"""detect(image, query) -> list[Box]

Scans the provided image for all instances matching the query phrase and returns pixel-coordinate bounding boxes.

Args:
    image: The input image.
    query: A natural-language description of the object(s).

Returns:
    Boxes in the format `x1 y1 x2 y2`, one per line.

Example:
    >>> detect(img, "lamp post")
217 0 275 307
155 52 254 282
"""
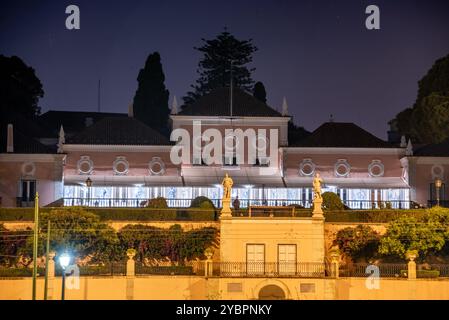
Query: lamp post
59 253 71 300
435 178 443 207
85 177 92 206
32 192 39 300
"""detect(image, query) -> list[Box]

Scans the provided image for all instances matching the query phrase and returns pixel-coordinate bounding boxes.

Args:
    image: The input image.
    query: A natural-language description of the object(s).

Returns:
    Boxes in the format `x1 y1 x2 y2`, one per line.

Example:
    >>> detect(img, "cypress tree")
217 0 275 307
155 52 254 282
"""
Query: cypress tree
253 81 267 103
133 52 170 135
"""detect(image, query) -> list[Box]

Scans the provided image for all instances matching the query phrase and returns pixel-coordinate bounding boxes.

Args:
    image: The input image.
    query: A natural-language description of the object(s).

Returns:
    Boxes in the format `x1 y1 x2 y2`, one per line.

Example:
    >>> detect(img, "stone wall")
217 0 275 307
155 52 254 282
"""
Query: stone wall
2 276 449 300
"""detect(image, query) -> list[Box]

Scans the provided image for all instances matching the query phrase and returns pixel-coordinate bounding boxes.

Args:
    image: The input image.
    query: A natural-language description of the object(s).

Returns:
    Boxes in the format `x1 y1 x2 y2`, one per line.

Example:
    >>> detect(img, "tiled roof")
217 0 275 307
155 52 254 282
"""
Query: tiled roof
179 87 284 117
1 111 53 138
67 117 170 145
39 110 127 137
0 124 54 154
291 122 393 148
414 139 449 157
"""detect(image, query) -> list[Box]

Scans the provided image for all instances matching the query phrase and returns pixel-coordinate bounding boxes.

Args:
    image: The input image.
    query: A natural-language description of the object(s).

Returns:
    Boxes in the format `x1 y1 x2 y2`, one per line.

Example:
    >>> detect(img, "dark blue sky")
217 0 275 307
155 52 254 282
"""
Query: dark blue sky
1 0 449 138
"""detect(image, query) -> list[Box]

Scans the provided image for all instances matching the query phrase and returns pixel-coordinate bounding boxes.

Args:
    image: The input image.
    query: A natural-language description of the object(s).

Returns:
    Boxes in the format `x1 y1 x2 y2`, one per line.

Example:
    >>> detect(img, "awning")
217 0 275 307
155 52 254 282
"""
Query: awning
284 176 410 189
181 166 285 187
64 175 184 187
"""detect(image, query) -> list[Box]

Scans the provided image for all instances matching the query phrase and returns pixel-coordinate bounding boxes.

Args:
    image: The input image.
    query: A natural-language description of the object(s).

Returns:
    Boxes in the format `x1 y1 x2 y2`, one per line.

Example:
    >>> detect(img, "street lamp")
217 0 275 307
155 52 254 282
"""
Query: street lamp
435 178 443 207
85 177 92 206
59 252 71 300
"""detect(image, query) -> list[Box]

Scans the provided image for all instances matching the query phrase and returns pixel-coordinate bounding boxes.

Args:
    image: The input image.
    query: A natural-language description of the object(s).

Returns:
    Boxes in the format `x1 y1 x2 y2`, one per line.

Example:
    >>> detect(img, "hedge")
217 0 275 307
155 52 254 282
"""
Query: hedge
0 207 217 221
0 207 429 223
0 267 46 277
324 209 428 223
0 208 48 221
400 269 440 278
135 265 194 275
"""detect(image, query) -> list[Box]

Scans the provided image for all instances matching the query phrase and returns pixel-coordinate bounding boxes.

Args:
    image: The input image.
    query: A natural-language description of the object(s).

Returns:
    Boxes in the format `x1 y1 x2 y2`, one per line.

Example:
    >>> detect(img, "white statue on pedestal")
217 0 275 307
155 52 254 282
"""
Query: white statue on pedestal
220 173 233 218
312 172 324 218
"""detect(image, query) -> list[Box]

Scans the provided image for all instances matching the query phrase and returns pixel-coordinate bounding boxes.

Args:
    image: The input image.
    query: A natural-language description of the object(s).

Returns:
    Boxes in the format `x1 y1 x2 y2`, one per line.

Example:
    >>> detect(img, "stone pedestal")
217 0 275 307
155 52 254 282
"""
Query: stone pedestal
312 197 324 219
47 252 56 300
406 250 417 280
408 260 416 280
126 249 136 300
126 249 136 277
329 250 340 278
220 199 232 219
205 249 214 277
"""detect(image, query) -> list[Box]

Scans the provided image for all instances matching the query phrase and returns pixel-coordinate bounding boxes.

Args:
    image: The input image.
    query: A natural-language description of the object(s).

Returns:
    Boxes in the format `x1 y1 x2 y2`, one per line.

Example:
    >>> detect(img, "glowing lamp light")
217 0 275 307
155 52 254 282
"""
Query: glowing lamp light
59 253 71 270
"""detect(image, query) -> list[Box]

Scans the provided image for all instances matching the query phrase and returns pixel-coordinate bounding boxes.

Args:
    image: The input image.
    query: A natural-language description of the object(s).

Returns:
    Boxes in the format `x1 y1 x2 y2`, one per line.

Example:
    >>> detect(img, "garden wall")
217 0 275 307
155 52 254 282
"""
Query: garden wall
2 276 449 300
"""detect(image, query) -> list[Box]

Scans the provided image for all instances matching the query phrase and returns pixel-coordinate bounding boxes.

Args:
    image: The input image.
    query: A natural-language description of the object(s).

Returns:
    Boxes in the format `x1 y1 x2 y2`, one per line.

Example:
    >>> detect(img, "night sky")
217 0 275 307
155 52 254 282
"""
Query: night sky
1 0 449 139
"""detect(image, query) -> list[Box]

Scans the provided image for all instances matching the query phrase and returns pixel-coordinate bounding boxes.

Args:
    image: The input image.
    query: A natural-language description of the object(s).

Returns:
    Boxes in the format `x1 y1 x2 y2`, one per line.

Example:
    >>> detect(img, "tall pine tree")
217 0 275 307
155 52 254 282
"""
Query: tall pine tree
183 30 258 105
133 52 170 135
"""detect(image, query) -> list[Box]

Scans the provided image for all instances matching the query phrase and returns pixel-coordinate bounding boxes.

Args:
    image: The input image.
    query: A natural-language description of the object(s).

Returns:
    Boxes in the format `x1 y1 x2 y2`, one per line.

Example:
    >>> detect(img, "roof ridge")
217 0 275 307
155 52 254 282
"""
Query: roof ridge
67 116 170 145
292 121 392 148
179 87 284 117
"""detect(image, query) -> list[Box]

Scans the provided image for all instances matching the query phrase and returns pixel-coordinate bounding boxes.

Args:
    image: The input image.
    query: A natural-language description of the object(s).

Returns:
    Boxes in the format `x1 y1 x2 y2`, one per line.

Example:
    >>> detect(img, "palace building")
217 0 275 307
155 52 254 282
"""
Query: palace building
0 87 448 209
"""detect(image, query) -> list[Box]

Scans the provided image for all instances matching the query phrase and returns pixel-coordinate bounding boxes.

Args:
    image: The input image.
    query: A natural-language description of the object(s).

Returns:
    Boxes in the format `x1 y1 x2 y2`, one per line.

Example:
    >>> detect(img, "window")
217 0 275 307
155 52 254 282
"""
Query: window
223 156 238 166
21 180 36 205
278 244 296 275
246 244 265 275
193 156 207 166
254 157 270 167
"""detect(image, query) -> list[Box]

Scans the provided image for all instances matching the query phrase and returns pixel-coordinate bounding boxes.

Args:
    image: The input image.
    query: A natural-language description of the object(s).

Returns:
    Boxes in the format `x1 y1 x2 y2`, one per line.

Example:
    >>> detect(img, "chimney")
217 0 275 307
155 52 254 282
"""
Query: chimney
6 124 13 153
128 102 134 117
171 96 178 115
281 97 289 116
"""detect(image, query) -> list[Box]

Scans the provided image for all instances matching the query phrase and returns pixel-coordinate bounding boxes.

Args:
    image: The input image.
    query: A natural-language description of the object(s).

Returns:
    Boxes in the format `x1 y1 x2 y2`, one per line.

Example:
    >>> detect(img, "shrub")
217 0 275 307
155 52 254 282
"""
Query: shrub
378 207 449 261
336 225 381 262
17 207 121 263
324 209 428 223
190 196 215 209
0 208 52 221
147 197 168 209
135 265 194 275
322 192 345 211
0 224 30 267
143 197 177 219
0 267 46 277
400 269 440 278
288 204 305 210
118 224 217 264
188 196 216 220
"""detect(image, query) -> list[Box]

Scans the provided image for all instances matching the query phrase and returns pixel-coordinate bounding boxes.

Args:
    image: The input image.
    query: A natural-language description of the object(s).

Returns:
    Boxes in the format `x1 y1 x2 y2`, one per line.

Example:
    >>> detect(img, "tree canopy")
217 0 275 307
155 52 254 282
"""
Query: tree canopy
21 207 119 263
336 225 380 262
133 52 170 135
391 53 449 144
378 207 449 261
0 55 44 119
0 208 218 268
183 30 258 105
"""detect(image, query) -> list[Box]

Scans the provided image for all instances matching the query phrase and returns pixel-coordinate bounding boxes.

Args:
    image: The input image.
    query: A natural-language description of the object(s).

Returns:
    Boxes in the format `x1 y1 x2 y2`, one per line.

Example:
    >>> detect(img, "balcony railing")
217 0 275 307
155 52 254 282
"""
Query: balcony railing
135 261 205 276
211 262 326 278
339 263 408 278
63 197 413 210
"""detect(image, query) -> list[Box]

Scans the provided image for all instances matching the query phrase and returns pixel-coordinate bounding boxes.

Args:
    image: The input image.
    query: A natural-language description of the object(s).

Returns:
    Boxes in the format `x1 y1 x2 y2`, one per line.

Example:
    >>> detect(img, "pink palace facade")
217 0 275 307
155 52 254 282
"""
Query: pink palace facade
0 88 448 209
